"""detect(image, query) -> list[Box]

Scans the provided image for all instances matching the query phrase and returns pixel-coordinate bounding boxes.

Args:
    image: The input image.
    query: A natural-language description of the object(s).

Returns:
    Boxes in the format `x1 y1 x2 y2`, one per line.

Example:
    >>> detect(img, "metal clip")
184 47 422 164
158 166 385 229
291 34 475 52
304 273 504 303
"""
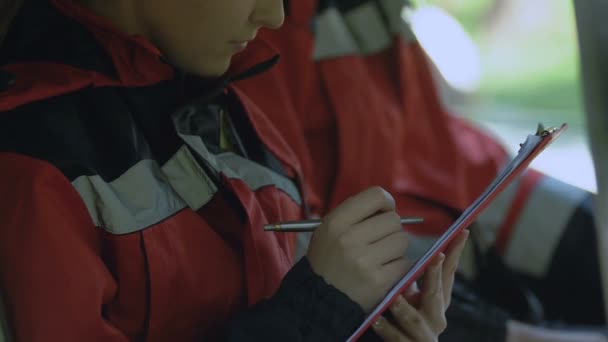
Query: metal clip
536 123 558 137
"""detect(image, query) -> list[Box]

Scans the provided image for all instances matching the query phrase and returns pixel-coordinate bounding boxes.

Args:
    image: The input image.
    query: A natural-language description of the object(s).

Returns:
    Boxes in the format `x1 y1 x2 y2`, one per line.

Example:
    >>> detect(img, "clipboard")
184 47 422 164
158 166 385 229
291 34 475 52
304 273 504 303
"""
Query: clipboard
347 123 568 341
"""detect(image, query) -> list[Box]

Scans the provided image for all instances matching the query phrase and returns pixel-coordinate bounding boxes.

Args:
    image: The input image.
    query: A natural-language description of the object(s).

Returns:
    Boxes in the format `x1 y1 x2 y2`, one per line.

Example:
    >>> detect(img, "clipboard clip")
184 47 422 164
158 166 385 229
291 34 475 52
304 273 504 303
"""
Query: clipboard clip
519 123 561 151
536 123 559 137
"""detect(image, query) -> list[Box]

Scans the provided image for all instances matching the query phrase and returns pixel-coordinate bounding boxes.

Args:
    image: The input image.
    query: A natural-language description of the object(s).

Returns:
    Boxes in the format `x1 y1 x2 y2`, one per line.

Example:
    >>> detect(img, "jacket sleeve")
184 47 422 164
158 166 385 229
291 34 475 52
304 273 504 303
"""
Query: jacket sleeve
0 153 131 342
0 153 366 342
226 257 366 342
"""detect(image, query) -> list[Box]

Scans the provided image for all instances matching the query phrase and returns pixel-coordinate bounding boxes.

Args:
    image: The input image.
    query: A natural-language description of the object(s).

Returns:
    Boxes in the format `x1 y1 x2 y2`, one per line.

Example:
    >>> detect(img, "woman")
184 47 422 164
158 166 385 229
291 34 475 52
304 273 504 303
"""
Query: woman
0 0 467 340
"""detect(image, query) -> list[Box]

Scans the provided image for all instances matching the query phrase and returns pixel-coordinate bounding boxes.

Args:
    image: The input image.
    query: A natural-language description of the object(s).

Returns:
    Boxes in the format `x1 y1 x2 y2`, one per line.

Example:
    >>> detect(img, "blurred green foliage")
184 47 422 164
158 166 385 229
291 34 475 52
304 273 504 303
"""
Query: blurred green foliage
412 0 583 118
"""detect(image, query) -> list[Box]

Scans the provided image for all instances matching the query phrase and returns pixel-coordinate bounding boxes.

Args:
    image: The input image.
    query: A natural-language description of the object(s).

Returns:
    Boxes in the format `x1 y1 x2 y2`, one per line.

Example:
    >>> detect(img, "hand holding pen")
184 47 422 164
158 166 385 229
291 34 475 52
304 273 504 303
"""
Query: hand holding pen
293 187 415 312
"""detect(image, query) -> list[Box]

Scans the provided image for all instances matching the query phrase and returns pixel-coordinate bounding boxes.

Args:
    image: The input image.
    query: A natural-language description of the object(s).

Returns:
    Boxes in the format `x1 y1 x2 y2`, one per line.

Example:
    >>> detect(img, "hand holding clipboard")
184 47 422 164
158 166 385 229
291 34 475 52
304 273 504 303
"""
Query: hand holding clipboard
345 123 567 341
265 123 567 341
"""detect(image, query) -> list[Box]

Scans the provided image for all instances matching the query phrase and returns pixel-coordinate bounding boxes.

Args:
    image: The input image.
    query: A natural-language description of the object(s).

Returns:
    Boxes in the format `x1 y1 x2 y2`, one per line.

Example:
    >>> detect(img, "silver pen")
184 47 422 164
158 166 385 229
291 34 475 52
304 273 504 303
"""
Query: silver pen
264 217 424 232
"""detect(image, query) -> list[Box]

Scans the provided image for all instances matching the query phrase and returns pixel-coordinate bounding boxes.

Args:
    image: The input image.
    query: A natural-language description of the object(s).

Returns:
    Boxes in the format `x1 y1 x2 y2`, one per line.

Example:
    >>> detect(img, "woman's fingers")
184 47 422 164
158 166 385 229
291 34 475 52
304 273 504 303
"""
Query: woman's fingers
388 295 435 341
420 254 448 334
372 316 411 342
442 229 469 307
374 229 469 341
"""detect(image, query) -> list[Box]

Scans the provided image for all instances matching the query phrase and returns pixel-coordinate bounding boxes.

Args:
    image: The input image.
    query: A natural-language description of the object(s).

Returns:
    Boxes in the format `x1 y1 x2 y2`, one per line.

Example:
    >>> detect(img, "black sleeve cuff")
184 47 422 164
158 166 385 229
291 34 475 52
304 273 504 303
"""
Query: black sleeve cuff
226 257 365 342
274 257 365 340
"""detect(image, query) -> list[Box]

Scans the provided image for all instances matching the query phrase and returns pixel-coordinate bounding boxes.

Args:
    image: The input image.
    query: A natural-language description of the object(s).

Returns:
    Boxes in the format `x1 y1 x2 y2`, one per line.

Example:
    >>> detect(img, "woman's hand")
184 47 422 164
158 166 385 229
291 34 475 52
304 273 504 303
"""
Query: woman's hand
372 230 469 341
307 187 412 312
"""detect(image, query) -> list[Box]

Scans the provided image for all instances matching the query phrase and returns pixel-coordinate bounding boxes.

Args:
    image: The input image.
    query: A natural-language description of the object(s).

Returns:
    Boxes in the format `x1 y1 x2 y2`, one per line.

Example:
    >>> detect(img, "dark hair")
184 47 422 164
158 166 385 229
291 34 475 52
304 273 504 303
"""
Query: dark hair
0 0 23 43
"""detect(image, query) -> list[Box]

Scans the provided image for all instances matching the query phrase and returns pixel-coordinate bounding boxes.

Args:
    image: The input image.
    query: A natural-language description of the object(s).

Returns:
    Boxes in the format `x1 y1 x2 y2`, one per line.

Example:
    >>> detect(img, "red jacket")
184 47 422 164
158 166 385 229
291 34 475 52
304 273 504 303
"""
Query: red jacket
0 1 366 341
237 0 592 281
237 0 509 236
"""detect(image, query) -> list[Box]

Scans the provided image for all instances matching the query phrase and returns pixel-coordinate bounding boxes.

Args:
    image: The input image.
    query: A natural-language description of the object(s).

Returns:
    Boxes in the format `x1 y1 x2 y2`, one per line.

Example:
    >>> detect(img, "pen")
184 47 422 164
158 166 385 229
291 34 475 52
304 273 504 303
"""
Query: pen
264 217 424 232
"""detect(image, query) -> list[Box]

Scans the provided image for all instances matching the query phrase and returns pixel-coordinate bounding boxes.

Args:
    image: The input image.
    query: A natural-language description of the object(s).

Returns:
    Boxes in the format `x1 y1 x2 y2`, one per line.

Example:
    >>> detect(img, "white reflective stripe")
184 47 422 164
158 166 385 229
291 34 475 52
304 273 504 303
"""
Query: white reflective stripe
177 132 223 172
475 174 523 252
73 160 189 235
176 127 302 204
161 145 218 211
72 103 302 235
72 141 301 235
217 153 302 205
343 2 392 55
313 7 360 60
314 1 416 60
504 176 589 277
377 0 417 41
